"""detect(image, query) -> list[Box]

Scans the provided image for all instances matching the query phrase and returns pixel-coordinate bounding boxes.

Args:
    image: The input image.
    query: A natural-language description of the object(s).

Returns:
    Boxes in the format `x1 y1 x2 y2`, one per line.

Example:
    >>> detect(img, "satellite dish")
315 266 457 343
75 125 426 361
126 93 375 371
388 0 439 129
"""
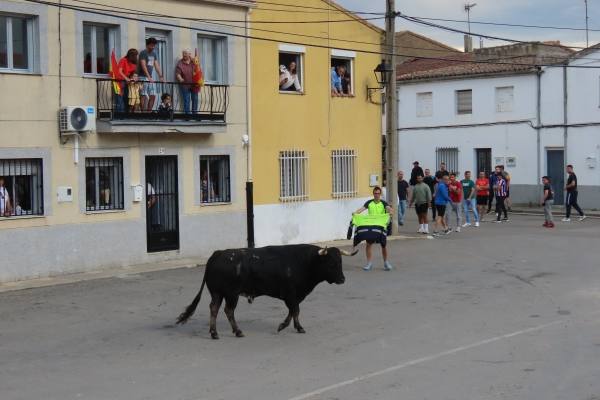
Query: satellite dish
70 107 88 131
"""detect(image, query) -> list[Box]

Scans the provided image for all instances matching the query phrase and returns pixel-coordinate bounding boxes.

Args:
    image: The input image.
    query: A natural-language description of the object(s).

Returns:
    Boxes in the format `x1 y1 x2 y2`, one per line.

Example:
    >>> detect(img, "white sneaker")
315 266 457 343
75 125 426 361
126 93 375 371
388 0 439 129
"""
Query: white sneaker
417 227 423 233
423 229 429 234
455 227 461 232
562 218 571 222
579 215 587 222
462 223 471 228
475 222 480 227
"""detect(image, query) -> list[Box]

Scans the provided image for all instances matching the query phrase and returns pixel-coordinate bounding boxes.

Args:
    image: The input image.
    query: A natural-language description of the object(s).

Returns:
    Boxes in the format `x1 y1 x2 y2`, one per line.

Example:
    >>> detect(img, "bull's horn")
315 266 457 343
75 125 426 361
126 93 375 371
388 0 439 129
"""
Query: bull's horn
340 249 359 257
318 247 328 256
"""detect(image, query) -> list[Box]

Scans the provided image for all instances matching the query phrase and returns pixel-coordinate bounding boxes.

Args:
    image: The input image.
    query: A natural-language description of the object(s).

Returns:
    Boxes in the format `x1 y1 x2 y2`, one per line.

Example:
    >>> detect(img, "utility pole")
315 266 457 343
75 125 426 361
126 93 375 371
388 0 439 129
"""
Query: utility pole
585 0 589 48
385 0 399 235
465 3 477 34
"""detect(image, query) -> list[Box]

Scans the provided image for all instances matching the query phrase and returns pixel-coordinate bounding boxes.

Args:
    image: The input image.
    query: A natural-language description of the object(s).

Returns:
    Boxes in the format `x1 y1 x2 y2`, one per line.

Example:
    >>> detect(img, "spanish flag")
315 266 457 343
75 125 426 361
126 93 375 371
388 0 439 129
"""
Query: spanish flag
193 49 204 90
109 49 121 95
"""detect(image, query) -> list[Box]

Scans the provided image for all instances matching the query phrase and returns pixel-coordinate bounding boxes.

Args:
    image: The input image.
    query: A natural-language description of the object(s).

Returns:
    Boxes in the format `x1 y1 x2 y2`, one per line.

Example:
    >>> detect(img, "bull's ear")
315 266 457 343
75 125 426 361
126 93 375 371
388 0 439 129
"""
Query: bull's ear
318 247 328 256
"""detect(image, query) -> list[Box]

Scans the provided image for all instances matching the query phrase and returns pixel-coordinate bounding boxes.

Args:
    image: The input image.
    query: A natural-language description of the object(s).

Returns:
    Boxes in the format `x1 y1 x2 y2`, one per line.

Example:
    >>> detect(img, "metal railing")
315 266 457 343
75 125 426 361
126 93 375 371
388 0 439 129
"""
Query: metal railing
96 79 228 123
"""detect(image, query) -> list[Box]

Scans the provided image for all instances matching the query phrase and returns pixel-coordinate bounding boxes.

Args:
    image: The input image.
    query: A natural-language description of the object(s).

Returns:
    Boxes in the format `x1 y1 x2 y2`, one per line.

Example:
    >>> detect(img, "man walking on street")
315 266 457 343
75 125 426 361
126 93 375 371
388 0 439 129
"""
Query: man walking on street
424 169 437 220
475 171 490 222
486 167 498 214
410 174 432 234
542 176 555 228
493 172 509 222
563 165 586 222
397 171 409 226
433 175 451 236
447 173 463 232
436 162 450 179
461 171 479 227
409 161 424 186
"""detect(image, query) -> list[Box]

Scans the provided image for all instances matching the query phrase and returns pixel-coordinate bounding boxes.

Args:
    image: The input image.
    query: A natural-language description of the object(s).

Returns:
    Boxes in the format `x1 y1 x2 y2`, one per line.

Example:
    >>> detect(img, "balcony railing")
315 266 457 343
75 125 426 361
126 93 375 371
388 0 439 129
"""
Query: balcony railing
96 79 228 123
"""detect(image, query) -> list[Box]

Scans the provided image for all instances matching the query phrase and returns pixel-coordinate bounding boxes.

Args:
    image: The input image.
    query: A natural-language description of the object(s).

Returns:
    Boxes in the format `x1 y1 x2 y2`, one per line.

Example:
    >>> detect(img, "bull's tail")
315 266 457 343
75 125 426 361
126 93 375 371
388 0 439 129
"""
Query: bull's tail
176 269 207 325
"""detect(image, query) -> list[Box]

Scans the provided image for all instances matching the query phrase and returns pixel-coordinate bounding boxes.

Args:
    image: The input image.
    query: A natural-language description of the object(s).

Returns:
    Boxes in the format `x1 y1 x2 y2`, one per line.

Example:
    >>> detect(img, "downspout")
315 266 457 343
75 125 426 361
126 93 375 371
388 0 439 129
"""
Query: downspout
536 67 542 199
245 8 255 248
563 65 568 172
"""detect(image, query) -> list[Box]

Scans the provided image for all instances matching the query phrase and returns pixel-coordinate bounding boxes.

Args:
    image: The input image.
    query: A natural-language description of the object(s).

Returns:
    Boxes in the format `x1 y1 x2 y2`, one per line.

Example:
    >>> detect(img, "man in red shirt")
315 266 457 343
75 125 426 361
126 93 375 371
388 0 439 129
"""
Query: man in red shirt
475 171 490 221
116 49 138 113
446 173 463 232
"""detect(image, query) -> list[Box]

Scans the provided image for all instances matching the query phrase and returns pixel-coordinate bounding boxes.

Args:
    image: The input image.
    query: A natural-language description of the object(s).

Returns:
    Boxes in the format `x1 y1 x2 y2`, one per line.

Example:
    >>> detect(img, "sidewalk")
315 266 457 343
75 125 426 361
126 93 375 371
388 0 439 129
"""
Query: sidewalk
0 235 417 294
509 204 600 218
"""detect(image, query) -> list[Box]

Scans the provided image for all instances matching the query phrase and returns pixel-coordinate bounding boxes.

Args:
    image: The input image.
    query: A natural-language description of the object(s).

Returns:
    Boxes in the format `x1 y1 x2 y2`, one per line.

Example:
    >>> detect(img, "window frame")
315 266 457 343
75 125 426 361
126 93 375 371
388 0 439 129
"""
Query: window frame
331 49 356 97
279 150 309 202
278 44 305 95
84 157 124 212
416 91 433 117
495 86 514 113
0 158 44 217
199 154 231 205
82 22 118 76
456 89 473 115
197 34 228 84
331 149 357 198
0 14 35 73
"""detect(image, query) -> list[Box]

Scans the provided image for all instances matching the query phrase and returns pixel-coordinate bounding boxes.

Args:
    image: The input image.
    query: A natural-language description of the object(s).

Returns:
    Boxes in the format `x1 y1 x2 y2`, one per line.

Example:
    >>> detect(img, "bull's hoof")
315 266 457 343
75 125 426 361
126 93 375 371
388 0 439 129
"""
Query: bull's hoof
210 331 219 340
235 330 245 338
296 327 306 334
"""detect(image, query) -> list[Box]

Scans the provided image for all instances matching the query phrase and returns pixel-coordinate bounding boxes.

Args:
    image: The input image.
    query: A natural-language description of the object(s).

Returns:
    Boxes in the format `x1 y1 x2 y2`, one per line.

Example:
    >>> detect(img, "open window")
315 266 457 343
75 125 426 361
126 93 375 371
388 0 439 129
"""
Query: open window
278 44 304 93
331 50 355 96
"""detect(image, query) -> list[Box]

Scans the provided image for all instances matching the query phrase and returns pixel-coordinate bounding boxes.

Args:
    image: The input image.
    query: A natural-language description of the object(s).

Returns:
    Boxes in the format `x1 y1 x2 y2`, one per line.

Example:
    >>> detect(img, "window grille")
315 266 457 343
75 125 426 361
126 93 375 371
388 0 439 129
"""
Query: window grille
332 149 357 198
436 147 459 175
85 158 124 211
456 89 472 115
279 150 308 202
0 158 43 217
199 155 231 203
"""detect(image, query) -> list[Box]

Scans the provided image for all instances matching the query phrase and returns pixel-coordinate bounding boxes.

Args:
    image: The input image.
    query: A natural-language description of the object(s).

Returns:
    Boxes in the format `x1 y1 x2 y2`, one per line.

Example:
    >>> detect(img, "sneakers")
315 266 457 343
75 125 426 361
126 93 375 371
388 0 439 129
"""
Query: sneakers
462 223 471 228
493 220 502 223
455 227 461 232
543 221 549 227
579 215 587 222
562 218 571 222
475 222 480 227
545 222 555 228
502 218 509 222
383 261 393 271
363 262 373 271
444 229 452 235
417 227 423 233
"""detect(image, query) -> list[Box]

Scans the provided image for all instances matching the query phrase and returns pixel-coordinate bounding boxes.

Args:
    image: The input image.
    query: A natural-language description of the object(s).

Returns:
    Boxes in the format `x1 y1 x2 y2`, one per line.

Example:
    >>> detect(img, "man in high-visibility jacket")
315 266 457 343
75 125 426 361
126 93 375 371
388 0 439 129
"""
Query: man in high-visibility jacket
352 186 394 271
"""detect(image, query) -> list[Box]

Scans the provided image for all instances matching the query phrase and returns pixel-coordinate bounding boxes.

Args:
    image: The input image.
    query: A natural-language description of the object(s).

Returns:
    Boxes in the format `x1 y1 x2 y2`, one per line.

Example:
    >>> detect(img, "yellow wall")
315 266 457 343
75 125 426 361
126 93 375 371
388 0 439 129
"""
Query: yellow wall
250 0 384 204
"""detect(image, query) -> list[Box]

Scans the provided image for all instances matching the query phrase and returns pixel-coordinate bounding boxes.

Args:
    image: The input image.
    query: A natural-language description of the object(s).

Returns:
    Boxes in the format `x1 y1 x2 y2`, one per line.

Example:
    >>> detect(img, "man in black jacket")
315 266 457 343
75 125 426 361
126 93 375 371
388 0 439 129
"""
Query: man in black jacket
409 161 424 186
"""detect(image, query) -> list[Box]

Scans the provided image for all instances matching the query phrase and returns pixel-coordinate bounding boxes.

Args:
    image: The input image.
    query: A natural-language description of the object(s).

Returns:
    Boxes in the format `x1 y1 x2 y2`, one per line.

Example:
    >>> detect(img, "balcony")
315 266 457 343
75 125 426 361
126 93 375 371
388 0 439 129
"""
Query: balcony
96 79 229 134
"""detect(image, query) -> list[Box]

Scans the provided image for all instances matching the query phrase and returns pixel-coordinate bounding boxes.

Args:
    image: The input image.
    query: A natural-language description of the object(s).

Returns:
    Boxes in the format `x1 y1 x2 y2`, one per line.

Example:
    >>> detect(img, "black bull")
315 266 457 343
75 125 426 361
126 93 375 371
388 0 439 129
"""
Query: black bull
176 244 357 339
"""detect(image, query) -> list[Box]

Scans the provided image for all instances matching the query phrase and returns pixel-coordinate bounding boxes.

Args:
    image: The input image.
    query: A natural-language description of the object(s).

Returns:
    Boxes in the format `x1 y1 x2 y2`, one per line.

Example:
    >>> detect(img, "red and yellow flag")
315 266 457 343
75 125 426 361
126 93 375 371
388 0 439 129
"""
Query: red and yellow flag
193 49 204 90
109 49 121 95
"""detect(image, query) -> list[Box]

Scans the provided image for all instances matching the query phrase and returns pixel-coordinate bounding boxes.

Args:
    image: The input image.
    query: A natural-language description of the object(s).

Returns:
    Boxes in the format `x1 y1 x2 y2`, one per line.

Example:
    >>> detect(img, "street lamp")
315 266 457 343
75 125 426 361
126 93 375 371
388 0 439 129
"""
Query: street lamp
368 60 393 104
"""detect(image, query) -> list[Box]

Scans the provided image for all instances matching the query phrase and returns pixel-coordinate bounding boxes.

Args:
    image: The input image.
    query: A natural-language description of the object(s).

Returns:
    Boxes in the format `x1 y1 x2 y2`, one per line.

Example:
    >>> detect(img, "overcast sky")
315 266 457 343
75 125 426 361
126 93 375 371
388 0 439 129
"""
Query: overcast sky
335 0 599 50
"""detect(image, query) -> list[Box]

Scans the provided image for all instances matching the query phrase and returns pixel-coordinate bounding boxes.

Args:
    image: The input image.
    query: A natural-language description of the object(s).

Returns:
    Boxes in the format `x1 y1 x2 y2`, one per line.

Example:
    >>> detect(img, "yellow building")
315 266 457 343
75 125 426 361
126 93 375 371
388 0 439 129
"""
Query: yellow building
249 0 384 245
0 0 253 282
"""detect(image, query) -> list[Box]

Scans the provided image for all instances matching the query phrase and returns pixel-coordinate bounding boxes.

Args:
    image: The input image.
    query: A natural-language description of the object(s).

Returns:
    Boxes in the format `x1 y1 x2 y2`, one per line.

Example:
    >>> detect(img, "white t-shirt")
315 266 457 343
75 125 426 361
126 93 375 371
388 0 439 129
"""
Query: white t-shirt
0 186 10 215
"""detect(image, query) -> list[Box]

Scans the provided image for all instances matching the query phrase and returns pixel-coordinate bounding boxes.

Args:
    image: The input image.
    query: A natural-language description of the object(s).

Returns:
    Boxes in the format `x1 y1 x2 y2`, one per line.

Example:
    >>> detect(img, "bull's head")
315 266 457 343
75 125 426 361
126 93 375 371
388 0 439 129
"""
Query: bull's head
317 246 357 284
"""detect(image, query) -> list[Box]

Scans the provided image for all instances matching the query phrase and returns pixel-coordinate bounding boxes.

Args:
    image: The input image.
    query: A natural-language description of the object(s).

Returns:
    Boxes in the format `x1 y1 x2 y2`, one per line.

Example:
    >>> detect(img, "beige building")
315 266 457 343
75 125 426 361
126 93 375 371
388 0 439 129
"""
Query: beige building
0 0 253 282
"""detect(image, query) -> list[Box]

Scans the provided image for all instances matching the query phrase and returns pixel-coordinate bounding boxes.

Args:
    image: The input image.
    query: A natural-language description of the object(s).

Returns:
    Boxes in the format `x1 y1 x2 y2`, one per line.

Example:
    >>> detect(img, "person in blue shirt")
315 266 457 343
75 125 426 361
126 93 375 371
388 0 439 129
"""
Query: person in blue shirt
433 175 451 235
331 66 343 96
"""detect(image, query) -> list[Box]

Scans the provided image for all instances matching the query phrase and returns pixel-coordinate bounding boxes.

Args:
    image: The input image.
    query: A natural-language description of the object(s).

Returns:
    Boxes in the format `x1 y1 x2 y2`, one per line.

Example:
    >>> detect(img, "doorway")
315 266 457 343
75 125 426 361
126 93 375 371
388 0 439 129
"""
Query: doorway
146 156 179 252
547 149 564 205
475 148 492 176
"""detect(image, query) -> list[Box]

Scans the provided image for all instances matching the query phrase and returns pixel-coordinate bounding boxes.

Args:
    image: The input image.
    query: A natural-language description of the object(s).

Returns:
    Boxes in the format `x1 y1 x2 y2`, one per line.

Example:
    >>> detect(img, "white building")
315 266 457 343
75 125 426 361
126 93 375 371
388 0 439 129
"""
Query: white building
396 43 600 208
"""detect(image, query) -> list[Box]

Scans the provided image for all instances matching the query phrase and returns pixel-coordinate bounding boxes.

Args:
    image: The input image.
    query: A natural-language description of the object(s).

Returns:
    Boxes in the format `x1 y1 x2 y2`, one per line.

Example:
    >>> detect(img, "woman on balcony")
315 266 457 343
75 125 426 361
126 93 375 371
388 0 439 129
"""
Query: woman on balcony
175 50 198 116
116 49 139 114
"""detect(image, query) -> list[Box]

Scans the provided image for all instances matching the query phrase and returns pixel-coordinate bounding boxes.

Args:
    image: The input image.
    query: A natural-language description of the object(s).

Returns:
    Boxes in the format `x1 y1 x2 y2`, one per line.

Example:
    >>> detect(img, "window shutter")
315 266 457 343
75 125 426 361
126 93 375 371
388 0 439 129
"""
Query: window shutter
456 90 472 115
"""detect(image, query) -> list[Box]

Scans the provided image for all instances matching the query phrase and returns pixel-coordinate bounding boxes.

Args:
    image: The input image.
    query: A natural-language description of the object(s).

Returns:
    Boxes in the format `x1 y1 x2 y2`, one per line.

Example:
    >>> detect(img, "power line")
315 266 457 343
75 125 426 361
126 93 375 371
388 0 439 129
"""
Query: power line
23 0 600 69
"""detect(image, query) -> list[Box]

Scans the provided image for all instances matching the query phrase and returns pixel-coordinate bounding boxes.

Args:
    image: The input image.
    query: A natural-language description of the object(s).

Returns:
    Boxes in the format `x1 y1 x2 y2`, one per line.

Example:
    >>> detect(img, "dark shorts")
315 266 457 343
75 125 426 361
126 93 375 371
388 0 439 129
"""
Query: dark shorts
477 195 489 205
435 204 446 217
354 226 387 248
415 203 428 215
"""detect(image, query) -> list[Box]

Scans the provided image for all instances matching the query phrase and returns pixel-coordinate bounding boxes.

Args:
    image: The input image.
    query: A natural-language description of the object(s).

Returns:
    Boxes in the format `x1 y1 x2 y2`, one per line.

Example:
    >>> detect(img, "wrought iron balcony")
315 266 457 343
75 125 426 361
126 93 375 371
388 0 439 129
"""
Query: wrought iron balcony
96 79 228 123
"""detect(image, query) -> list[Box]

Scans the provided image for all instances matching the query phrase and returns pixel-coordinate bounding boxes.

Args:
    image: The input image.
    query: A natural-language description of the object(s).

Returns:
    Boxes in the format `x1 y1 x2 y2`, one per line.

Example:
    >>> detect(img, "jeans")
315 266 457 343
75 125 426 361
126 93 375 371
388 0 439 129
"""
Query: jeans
445 202 462 228
565 191 584 218
397 200 407 225
180 87 198 114
463 199 479 224
544 199 554 222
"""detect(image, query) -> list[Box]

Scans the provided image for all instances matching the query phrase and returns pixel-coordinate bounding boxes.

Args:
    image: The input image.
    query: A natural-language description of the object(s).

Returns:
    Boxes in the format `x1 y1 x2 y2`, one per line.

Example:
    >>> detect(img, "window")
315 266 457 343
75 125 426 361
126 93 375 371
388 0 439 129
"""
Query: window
0 159 43 217
83 23 118 75
199 155 230 203
198 35 226 83
416 92 433 117
0 15 34 71
436 147 459 175
278 45 304 93
85 158 124 211
332 149 357 198
456 89 472 115
331 52 354 96
279 150 308 201
495 86 514 113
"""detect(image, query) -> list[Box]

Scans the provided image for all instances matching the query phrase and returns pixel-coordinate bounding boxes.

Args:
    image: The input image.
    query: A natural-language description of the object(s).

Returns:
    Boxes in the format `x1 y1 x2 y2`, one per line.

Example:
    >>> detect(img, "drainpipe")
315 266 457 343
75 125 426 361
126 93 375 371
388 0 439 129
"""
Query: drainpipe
245 9 255 248
536 67 542 199
563 65 568 177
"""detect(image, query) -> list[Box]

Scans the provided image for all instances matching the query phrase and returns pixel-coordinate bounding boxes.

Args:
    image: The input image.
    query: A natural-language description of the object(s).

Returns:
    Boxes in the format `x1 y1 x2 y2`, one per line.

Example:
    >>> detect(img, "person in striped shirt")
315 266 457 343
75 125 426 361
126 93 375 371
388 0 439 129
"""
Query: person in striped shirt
493 172 509 223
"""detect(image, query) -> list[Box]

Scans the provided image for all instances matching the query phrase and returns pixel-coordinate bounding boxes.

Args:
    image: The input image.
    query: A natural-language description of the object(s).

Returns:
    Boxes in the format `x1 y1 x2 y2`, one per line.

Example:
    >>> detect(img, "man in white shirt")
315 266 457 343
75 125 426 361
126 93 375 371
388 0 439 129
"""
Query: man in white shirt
0 177 12 217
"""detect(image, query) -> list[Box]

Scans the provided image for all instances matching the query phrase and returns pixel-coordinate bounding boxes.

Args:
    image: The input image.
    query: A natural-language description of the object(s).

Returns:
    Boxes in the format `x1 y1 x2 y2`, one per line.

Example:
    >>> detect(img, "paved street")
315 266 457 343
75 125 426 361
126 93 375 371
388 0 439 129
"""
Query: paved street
1 214 600 400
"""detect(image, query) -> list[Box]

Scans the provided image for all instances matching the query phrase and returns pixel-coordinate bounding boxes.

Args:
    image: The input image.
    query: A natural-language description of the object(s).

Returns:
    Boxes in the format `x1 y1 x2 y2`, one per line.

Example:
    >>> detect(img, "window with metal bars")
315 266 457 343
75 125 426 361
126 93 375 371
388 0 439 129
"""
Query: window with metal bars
436 148 459 175
199 155 230 204
85 157 124 211
456 89 472 115
279 150 308 202
0 158 43 217
331 149 357 198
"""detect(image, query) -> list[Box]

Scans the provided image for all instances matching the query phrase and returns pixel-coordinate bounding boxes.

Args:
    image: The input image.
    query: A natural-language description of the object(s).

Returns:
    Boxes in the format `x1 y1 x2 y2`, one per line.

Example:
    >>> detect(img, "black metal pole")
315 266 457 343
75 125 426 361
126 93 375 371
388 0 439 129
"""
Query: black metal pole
246 181 255 248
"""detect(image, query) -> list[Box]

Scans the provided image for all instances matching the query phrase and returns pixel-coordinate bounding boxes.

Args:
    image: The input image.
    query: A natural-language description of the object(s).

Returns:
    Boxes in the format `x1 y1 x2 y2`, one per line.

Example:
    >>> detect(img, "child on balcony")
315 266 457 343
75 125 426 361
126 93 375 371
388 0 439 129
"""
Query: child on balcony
158 93 173 120
127 72 143 112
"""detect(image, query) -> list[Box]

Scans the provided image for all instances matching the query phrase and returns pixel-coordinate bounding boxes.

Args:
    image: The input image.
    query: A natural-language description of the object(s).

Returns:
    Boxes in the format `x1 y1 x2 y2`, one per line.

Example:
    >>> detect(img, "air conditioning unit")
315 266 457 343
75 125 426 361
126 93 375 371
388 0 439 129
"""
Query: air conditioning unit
59 106 96 134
